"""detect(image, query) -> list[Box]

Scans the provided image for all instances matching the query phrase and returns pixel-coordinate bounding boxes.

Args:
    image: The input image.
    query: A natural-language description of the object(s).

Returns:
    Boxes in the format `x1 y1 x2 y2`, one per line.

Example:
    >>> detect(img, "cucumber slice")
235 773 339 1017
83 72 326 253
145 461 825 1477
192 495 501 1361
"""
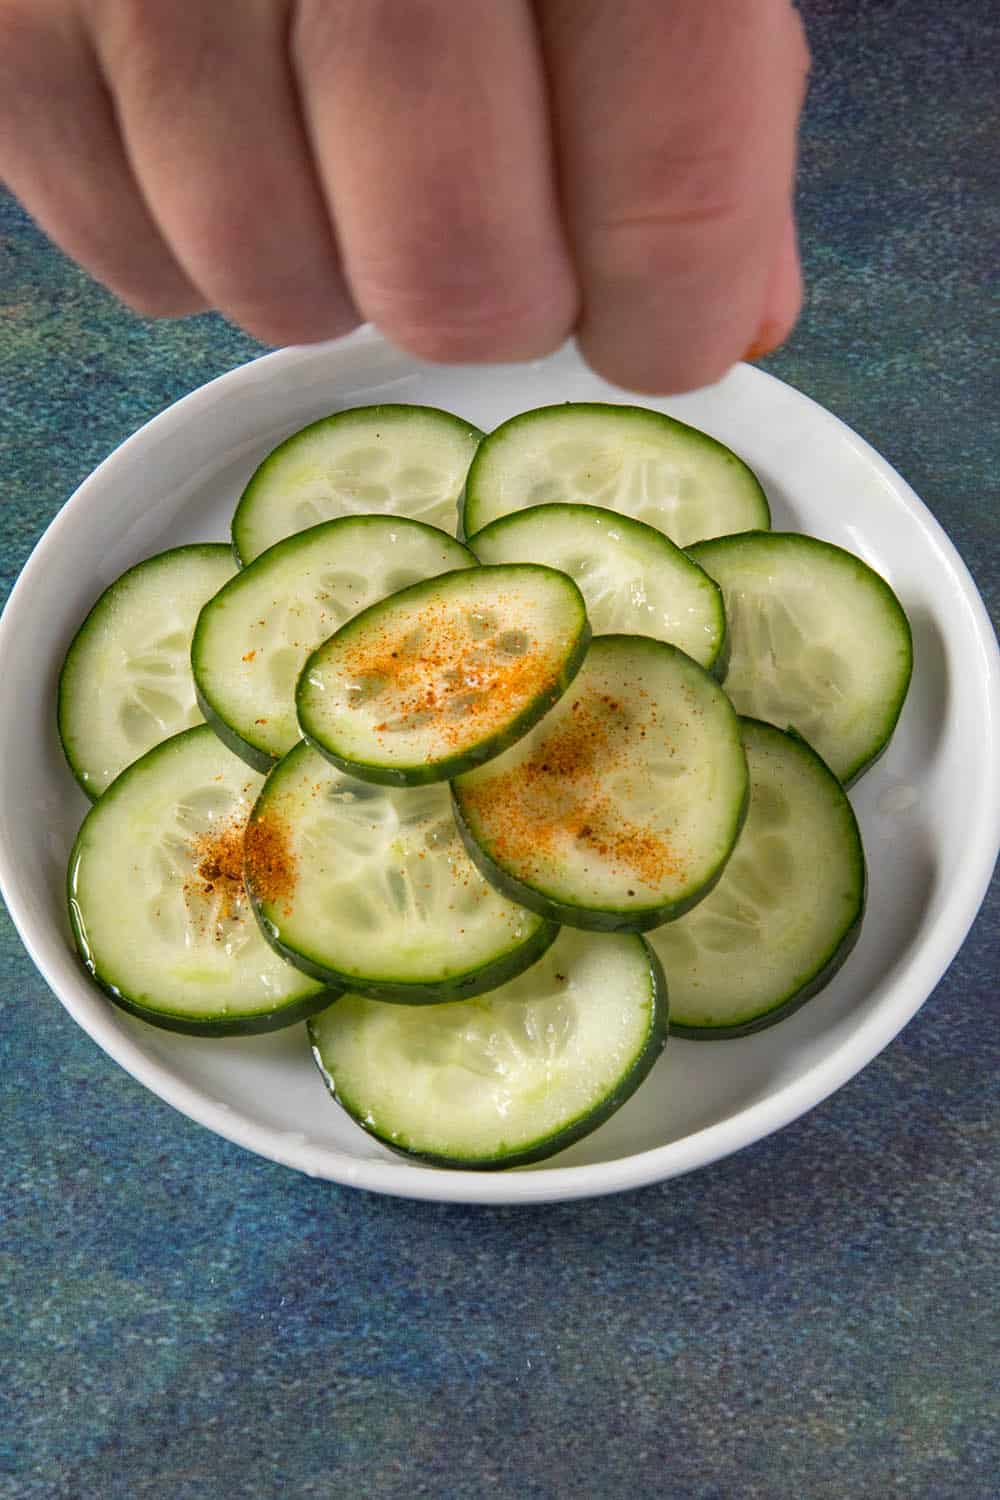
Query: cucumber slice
460 402 769 547
649 719 866 1037
467 502 726 674
192 516 476 773
308 928 668 1170
67 726 331 1035
296 565 590 786
233 404 483 563
58 544 238 799
453 635 748 931
687 532 913 785
245 740 558 1001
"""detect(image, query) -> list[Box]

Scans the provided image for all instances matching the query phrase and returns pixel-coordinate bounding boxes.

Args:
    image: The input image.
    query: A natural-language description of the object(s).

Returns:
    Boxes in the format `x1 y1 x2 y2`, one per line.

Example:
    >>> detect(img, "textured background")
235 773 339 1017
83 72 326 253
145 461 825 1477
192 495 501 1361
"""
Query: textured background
2 2 997 1496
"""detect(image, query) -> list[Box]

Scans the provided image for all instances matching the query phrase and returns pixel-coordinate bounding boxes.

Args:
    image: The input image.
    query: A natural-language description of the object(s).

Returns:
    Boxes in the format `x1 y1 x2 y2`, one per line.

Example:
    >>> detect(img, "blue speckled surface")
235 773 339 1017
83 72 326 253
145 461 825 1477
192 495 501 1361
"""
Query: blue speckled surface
2 3 997 1496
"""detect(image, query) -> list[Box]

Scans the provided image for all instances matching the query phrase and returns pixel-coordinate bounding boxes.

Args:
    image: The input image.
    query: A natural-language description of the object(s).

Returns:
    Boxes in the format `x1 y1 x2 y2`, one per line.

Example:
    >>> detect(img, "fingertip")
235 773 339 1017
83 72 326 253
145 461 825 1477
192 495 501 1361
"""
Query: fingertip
371 277 578 368
576 330 734 397
116 283 211 321
221 296 362 350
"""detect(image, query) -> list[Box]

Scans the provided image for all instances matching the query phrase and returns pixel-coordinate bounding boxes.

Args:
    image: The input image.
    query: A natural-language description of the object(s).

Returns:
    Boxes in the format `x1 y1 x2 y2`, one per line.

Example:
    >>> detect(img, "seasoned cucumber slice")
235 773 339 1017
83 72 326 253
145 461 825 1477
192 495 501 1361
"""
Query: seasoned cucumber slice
687 532 913 784
461 402 769 547
233 404 483 563
308 928 668 1170
649 720 866 1037
58 544 237 799
453 635 748 931
245 740 557 1001
297 565 590 785
467 502 726 673
67 726 331 1035
192 517 475 772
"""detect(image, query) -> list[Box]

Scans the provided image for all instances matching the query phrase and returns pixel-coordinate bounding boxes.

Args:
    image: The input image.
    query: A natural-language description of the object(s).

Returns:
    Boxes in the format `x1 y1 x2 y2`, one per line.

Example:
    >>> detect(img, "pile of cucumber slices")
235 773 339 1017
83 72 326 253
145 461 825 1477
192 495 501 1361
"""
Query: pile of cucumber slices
60 401 912 1171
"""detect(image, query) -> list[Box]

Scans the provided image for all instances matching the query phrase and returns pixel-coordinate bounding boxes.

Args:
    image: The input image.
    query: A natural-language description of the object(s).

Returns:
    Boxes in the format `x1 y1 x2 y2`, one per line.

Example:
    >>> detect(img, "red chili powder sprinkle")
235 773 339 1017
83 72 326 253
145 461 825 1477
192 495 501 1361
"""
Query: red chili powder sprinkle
244 813 297 908
187 818 249 925
242 650 257 662
460 692 684 892
337 598 560 750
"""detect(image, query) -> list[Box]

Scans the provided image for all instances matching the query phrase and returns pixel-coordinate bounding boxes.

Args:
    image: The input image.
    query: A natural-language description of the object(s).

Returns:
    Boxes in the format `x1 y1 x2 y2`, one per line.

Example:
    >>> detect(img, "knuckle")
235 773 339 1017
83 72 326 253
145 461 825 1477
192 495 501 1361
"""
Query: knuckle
0 2 37 67
586 139 753 246
580 209 747 305
86 0 237 112
0 1 66 103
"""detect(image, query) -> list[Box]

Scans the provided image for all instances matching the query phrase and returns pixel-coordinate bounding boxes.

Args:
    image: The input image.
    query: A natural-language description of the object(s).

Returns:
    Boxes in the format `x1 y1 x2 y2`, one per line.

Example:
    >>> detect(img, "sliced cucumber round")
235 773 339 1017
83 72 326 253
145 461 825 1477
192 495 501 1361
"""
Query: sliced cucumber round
649 719 866 1037
192 516 475 773
308 928 668 1170
245 740 558 1002
233 404 483 563
460 402 769 548
67 725 331 1035
467 502 726 674
58 544 238 799
296 564 590 786
687 532 913 785
453 635 748 932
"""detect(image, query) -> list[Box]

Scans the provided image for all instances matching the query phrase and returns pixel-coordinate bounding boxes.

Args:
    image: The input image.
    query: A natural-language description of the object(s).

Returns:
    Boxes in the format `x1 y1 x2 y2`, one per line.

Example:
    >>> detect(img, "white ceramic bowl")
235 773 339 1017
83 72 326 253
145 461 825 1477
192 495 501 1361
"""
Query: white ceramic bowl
2 331 997 1204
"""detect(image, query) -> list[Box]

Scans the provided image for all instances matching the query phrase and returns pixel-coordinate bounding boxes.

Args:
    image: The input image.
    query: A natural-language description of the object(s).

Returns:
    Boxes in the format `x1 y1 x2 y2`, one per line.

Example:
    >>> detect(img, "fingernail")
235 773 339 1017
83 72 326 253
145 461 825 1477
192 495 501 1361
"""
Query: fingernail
742 323 786 363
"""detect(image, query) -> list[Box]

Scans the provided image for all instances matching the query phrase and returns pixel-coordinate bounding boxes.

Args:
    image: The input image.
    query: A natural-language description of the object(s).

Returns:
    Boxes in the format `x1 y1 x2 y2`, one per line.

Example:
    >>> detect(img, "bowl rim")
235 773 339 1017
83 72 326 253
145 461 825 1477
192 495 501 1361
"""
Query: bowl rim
2 333 998 1204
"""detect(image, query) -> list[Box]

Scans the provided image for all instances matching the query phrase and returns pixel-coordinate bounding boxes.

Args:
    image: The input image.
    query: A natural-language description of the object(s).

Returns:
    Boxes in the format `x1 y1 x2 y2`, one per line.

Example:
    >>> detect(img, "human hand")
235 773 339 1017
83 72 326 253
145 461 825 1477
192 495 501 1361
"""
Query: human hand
0 0 809 394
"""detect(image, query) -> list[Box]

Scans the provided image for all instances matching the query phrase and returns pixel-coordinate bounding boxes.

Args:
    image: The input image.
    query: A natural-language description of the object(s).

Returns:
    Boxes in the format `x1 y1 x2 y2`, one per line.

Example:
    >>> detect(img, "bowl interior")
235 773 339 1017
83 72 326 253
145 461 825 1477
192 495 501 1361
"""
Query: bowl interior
1 333 997 1204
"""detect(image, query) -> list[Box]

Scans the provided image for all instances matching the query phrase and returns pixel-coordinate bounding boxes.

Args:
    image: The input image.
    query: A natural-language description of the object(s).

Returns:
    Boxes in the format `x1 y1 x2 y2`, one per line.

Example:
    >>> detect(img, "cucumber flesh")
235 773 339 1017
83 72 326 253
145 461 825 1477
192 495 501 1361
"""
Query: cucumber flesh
58 544 238 799
687 532 913 785
308 928 668 1169
192 517 475 771
246 741 557 1001
467 502 726 673
67 726 330 1035
233 404 483 563
461 402 769 547
296 564 590 785
649 719 866 1036
453 635 748 931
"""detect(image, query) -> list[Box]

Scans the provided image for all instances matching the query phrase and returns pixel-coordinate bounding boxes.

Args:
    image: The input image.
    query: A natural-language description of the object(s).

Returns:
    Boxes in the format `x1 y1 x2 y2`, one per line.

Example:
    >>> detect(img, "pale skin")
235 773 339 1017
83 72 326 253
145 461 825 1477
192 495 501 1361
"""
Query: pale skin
0 0 810 394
